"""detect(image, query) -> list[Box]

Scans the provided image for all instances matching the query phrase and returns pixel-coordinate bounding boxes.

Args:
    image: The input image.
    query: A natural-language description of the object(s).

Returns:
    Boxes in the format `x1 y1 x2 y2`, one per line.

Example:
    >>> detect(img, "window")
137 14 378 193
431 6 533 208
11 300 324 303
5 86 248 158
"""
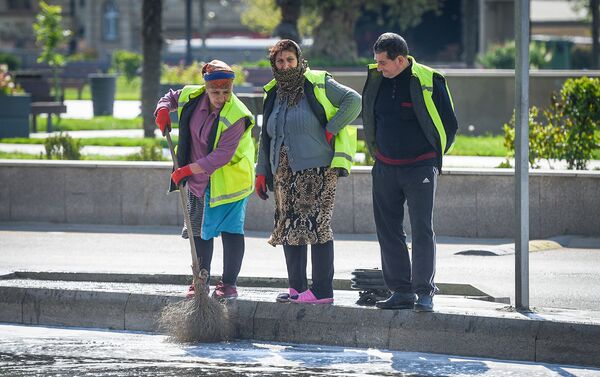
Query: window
102 1 119 41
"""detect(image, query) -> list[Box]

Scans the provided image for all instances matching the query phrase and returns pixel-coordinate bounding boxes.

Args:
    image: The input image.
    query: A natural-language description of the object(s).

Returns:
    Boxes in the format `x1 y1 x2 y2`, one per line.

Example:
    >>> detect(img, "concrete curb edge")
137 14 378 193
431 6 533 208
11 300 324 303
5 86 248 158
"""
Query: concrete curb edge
0 286 598 368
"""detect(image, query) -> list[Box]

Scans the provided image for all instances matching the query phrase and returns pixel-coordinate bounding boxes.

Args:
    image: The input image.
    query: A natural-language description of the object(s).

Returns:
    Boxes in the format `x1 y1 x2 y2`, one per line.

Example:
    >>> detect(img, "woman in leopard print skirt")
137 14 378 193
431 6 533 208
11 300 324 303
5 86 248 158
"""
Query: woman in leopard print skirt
255 40 361 304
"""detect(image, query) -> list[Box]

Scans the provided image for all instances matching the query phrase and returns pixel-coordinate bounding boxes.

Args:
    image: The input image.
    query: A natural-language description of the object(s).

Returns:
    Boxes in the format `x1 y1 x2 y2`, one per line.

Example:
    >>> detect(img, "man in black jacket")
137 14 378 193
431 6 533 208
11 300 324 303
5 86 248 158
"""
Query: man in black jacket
362 33 458 312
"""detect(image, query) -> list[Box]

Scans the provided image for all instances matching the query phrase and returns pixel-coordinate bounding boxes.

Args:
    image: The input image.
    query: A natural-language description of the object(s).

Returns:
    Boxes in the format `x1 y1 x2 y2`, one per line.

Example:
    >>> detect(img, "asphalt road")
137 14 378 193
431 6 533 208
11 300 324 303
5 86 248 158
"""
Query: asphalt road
1 221 599 311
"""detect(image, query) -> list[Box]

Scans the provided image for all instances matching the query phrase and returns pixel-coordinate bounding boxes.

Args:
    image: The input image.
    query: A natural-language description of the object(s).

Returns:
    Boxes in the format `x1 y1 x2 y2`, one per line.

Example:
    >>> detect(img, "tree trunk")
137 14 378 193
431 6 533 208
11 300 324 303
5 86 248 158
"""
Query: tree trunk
274 0 301 42
141 0 163 138
592 0 599 69
310 3 362 62
462 0 479 68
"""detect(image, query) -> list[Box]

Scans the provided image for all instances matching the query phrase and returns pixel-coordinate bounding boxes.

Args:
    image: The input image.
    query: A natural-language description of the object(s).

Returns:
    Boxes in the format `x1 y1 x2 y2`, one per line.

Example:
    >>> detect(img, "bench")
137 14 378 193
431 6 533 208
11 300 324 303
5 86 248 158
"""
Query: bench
14 72 67 133
60 61 107 99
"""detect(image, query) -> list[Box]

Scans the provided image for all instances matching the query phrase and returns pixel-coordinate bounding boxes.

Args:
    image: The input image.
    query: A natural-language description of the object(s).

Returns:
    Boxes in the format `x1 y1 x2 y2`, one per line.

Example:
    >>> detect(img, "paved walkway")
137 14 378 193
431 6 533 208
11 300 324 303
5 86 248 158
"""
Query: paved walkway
62 100 141 119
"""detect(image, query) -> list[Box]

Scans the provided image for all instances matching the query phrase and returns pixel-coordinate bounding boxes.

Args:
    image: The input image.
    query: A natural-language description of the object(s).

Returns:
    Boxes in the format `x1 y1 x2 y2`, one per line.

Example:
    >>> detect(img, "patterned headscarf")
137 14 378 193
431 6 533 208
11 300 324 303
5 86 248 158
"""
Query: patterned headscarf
269 39 308 107
202 60 235 89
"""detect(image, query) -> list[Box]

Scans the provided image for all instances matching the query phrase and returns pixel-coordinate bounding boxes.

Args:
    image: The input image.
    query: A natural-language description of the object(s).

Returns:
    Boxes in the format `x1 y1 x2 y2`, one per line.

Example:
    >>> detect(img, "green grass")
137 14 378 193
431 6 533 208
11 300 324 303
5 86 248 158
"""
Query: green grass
0 151 41 159
36 116 143 132
448 135 508 156
0 136 177 148
357 135 508 157
0 151 156 161
63 76 142 100
33 116 179 133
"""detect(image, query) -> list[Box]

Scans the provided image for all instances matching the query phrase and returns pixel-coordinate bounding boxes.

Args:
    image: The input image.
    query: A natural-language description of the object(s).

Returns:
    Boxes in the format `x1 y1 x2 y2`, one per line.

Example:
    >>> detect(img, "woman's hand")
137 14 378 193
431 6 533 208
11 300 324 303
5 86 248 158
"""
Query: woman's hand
171 164 204 186
155 108 171 136
325 130 334 145
255 175 269 200
171 165 192 186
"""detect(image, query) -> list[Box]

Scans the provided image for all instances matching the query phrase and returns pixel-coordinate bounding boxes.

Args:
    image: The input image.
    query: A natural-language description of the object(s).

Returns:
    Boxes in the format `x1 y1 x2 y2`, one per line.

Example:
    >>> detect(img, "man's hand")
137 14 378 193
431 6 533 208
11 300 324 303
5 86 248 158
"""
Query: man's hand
171 165 193 186
155 108 171 136
255 175 268 200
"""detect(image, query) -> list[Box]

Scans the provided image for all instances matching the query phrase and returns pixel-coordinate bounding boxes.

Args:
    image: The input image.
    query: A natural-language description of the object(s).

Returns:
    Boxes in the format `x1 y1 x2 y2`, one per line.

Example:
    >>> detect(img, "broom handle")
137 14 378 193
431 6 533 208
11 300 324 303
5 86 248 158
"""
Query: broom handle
165 131 201 284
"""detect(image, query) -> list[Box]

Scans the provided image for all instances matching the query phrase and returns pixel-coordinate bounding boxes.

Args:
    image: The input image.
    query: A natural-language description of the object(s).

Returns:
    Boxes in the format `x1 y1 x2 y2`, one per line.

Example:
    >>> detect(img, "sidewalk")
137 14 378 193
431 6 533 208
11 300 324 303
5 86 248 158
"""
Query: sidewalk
1 221 600 368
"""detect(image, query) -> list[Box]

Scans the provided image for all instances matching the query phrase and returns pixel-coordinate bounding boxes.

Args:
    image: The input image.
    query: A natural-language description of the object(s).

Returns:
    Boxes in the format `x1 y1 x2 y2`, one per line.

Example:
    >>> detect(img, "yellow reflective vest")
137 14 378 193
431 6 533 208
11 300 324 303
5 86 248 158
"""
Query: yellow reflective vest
363 56 456 168
263 69 357 175
177 85 255 207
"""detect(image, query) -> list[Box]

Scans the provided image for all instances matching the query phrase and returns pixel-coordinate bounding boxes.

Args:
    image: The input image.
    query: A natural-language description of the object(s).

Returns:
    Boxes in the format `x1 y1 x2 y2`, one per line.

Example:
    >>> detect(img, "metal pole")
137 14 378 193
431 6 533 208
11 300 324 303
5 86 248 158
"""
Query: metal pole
199 0 206 61
514 0 530 311
478 0 486 55
592 0 600 69
185 0 192 65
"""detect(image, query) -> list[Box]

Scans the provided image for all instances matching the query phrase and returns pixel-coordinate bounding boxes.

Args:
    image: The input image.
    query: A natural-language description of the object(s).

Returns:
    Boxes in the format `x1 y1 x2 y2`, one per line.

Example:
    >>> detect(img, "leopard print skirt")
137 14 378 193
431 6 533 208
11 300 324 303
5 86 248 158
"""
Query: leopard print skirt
268 146 338 246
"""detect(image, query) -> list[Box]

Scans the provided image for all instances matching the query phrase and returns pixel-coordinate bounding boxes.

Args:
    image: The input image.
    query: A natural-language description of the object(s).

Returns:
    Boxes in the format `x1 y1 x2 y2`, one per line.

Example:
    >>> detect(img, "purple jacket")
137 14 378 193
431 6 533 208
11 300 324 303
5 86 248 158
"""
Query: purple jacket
156 89 245 198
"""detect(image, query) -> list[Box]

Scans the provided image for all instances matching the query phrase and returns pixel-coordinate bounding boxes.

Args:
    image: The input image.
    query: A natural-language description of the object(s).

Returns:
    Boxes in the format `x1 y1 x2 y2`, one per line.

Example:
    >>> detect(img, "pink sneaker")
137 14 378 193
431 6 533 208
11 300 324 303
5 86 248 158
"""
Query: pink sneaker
212 281 238 300
276 288 299 303
290 289 333 304
185 283 210 298
186 284 195 298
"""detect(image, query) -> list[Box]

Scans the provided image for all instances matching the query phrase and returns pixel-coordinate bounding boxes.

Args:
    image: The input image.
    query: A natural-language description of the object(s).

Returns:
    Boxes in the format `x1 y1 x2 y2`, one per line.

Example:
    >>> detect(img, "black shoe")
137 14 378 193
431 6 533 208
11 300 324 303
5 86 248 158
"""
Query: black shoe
375 291 416 310
414 294 434 312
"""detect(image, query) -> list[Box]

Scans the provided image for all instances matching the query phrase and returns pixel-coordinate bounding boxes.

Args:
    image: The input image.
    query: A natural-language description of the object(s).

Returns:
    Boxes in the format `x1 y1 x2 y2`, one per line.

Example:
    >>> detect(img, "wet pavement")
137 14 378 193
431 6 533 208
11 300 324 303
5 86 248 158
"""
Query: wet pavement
1 323 599 377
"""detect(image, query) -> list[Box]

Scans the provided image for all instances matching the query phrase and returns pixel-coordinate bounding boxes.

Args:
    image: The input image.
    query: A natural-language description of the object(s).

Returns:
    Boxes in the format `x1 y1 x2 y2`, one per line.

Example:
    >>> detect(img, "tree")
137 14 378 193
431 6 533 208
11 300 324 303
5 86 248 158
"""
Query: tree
33 1 70 102
241 0 280 36
141 0 162 138
569 0 600 69
241 0 318 39
273 0 301 42
304 0 441 61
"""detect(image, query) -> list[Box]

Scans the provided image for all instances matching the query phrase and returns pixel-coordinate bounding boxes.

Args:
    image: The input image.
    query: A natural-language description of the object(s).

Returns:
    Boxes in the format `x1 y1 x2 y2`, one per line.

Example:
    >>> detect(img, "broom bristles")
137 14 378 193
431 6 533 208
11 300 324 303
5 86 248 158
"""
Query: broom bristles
158 274 231 343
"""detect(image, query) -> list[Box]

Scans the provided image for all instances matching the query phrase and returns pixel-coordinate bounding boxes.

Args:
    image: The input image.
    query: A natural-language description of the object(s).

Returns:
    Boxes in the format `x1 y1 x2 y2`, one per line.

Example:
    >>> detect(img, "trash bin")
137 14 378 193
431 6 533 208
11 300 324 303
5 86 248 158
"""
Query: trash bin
89 73 117 116
0 94 31 138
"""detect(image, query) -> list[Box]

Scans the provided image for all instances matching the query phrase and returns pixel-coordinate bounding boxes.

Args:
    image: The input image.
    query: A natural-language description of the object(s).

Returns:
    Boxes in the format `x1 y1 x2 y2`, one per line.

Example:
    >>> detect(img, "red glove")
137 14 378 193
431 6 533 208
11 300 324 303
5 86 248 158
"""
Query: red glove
255 175 268 200
155 107 171 136
325 130 334 145
171 165 193 186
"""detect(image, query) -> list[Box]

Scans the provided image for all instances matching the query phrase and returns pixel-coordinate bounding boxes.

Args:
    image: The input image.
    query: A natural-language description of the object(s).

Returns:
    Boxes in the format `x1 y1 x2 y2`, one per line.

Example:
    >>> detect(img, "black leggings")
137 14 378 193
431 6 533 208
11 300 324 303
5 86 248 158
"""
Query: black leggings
193 232 245 285
283 240 334 299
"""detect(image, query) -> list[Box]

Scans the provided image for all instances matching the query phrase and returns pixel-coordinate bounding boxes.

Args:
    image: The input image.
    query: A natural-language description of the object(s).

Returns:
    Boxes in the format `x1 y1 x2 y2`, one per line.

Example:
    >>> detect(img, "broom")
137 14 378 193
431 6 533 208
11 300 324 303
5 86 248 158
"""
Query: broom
157 130 231 343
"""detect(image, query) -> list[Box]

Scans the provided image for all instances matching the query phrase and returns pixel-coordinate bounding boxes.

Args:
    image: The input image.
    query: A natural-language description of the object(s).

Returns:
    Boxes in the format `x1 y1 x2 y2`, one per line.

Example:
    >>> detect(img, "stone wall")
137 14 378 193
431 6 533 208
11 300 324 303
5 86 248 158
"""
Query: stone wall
1 161 598 238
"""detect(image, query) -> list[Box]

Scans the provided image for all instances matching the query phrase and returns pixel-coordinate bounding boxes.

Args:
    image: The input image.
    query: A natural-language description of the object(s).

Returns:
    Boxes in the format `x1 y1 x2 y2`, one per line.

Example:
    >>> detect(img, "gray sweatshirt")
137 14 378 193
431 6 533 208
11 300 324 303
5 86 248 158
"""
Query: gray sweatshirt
256 75 361 176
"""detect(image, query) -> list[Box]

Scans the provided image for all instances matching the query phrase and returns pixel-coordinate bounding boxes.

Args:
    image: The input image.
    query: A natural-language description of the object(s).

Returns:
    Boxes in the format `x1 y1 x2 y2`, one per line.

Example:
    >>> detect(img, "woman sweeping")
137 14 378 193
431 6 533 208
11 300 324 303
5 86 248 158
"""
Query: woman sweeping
255 40 361 304
155 60 255 300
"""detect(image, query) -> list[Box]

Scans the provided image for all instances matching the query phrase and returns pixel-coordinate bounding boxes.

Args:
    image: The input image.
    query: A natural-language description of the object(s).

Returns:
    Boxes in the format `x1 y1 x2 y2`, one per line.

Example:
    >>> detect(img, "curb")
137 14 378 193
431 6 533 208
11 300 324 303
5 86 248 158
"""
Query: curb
455 240 563 256
1 271 509 303
0 285 598 368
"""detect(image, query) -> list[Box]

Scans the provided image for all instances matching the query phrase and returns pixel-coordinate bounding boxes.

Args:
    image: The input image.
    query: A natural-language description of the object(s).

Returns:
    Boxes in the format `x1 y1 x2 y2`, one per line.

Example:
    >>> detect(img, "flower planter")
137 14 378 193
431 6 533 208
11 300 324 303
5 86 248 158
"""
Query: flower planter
88 73 117 116
0 94 31 138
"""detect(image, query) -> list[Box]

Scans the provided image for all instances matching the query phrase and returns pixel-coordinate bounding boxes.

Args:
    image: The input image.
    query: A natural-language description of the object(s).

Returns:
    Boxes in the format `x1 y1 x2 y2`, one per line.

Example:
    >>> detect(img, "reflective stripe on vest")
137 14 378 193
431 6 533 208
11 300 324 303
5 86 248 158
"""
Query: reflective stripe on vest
178 85 256 207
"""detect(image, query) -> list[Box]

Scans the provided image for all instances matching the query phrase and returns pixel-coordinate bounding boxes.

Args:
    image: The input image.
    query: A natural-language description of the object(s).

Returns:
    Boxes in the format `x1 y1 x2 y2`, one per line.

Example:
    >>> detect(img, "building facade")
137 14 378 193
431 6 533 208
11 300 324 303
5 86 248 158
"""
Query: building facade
0 0 250 62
